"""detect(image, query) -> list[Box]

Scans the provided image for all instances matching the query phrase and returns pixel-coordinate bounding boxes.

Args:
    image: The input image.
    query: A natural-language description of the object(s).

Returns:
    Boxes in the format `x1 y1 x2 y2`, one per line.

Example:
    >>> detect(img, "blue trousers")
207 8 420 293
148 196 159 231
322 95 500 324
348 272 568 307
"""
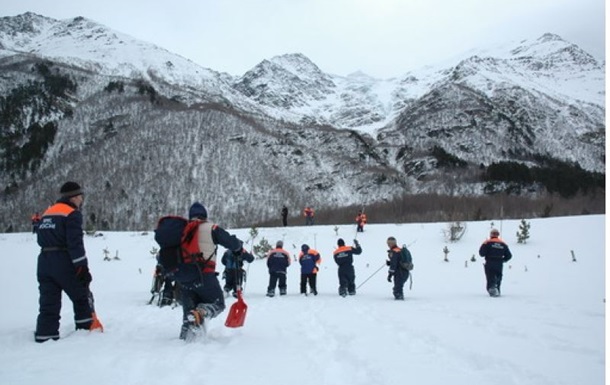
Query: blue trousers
35 252 92 342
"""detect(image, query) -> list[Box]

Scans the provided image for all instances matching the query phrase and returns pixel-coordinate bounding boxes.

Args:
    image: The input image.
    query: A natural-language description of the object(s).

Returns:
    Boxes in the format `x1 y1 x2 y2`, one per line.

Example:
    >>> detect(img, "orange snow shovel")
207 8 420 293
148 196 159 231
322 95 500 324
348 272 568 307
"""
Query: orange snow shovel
88 290 104 332
225 289 248 328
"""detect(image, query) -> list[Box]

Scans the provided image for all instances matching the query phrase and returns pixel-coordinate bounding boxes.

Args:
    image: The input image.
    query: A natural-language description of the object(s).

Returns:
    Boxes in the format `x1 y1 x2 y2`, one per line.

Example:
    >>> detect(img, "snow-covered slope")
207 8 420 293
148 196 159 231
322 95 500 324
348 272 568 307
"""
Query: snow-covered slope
0 13 604 231
0 12 261 110
232 33 604 138
0 215 604 385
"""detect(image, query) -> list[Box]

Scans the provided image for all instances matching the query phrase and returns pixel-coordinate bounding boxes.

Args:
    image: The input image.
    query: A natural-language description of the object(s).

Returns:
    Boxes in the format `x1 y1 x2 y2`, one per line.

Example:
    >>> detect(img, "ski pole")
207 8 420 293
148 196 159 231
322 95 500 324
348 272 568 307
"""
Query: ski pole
356 262 386 290
243 258 251 292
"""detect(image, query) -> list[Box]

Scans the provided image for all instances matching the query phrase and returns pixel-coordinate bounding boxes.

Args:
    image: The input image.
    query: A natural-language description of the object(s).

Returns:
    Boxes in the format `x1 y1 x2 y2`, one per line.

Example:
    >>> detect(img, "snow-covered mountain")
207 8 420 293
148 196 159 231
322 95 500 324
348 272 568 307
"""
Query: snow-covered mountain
0 13 604 230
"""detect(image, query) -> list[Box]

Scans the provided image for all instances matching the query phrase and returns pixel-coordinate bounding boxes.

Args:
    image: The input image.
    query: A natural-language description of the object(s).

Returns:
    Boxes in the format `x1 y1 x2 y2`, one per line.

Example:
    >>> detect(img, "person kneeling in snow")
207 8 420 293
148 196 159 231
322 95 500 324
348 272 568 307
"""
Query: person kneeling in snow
176 202 246 339
478 229 512 297
221 248 254 298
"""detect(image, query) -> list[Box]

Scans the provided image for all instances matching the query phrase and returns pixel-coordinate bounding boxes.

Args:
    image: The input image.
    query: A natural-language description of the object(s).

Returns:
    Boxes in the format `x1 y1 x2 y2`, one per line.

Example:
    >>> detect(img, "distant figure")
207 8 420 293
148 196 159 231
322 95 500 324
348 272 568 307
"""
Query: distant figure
281 205 288 227
355 210 367 233
298 244 321 296
386 237 410 300
332 238 362 297
479 229 512 297
303 206 315 226
221 248 255 298
31 212 42 234
266 241 291 297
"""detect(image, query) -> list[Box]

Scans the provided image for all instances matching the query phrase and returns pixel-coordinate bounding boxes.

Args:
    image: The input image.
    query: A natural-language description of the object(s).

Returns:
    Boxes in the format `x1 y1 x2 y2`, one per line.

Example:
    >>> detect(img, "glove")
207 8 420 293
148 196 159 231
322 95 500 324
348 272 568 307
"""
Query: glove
386 260 391 266
76 266 92 285
354 239 360 247
387 273 393 282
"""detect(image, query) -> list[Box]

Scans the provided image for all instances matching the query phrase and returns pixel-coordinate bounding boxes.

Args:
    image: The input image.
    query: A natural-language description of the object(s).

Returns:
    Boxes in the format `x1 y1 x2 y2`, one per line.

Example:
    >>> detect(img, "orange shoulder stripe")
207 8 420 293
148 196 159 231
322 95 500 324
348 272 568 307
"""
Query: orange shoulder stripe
333 246 351 255
43 203 75 217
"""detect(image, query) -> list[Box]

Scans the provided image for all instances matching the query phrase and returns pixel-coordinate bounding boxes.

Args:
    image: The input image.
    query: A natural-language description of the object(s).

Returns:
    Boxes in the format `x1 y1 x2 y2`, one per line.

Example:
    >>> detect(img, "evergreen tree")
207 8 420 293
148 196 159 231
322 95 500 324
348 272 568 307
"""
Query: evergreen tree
516 219 531 244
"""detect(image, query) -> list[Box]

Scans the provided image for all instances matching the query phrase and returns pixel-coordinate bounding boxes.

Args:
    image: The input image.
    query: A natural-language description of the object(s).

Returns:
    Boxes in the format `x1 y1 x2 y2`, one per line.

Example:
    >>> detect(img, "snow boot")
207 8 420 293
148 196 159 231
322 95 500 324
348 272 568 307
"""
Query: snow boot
488 287 500 297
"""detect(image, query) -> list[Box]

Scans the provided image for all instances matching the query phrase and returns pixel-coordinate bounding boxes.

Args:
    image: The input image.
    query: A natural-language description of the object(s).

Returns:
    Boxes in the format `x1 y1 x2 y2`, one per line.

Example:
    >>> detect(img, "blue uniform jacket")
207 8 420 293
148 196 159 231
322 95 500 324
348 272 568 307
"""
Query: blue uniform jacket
37 199 87 267
221 249 254 269
333 244 362 266
387 246 403 274
479 237 512 262
266 248 291 273
299 249 321 274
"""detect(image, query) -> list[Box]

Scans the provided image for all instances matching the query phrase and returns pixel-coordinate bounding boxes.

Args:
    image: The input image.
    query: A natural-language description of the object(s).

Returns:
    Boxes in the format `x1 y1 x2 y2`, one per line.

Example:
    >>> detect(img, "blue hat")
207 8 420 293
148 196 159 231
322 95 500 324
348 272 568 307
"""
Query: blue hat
189 202 207 219
301 244 309 252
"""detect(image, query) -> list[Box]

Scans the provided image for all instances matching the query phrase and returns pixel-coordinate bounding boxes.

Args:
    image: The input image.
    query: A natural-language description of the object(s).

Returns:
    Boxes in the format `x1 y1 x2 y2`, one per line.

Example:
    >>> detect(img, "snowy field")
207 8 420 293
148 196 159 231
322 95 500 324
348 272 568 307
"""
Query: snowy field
0 215 604 385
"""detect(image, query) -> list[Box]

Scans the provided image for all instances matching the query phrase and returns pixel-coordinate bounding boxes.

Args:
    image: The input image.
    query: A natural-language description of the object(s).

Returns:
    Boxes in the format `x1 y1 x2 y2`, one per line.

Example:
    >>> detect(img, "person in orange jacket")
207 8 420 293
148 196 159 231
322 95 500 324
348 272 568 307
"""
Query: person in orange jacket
355 210 367 232
31 212 41 233
303 206 314 226
298 244 321 296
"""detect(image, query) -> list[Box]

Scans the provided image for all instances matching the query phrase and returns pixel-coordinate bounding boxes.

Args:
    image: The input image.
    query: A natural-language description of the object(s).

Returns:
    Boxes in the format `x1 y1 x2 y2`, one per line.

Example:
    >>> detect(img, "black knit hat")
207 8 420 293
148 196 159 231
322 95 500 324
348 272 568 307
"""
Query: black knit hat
189 202 208 220
337 238 345 247
60 181 83 198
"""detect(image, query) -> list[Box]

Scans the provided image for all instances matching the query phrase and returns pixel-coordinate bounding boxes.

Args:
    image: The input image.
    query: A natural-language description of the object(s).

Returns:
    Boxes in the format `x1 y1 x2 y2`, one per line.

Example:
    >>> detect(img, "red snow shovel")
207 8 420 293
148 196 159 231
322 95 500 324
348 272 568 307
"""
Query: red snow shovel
225 289 248 328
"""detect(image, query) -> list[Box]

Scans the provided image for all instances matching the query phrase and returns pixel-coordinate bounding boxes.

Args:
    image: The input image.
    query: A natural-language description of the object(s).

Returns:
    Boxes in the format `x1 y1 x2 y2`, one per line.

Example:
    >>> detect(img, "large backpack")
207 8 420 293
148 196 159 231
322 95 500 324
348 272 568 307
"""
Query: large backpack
400 245 414 271
154 216 188 272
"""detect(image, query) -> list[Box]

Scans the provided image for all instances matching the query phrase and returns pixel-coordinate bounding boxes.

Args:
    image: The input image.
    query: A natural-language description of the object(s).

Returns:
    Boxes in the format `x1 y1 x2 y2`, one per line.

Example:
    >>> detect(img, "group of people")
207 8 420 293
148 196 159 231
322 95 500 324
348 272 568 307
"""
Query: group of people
280 205 368 233
32 181 513 343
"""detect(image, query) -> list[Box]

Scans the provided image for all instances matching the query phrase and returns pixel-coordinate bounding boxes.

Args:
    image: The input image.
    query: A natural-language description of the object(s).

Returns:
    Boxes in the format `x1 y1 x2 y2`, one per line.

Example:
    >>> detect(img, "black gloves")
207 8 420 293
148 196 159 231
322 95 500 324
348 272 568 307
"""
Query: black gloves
386 260 391 266
387 273 393 282
76 266 92 285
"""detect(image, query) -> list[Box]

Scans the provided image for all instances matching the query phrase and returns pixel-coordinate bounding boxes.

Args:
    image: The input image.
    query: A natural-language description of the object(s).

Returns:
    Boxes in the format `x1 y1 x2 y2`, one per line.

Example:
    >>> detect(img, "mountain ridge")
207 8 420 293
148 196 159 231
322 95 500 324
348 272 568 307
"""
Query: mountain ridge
0 13 604 231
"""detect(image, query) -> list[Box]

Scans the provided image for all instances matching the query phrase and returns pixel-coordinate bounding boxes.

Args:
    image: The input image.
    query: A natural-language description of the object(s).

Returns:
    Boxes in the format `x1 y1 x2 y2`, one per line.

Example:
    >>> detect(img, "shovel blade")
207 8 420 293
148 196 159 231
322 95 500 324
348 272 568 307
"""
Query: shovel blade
225 290 248 328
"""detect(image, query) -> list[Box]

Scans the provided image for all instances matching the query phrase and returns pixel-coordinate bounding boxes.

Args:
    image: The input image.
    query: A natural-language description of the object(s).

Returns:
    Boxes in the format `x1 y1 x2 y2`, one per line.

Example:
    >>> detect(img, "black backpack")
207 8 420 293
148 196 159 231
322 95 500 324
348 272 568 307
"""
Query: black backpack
400 245 414 271
154 216 188 272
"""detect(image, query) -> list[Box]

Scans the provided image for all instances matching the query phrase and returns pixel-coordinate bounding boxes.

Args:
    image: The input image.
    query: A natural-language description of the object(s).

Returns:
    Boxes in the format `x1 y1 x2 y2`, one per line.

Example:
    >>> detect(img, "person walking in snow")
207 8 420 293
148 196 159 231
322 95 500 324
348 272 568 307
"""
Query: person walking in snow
355 210 367 233
34 181 100 342
152 263 179 307
175 202 246 339
298 244 321 296
281 205 288 227
386 237 410 300
221 248 254 298
31 212 41 233
479 228 512 297
303 206 315 226
332 238 362 297
266 240 291 297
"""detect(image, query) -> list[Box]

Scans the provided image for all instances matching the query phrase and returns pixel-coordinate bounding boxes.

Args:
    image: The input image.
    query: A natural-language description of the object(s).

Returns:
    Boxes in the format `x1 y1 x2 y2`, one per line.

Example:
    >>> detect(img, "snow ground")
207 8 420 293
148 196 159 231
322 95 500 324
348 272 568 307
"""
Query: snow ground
0 215 604 385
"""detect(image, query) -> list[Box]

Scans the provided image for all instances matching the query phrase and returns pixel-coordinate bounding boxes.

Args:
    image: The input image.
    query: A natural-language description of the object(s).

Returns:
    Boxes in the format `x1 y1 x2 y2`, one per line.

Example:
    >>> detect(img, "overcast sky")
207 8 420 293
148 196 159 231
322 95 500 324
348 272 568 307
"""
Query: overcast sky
1 0 606 78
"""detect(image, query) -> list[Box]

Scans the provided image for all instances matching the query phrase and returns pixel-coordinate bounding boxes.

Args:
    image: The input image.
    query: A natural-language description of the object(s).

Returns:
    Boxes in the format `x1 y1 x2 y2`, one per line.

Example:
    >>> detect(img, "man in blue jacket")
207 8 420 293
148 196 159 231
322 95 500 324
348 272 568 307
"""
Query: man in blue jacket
332 238 362 297
298 244 321 296
35 181 97 342
266 241 291 297
386 237 410 300
479 229 512 297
